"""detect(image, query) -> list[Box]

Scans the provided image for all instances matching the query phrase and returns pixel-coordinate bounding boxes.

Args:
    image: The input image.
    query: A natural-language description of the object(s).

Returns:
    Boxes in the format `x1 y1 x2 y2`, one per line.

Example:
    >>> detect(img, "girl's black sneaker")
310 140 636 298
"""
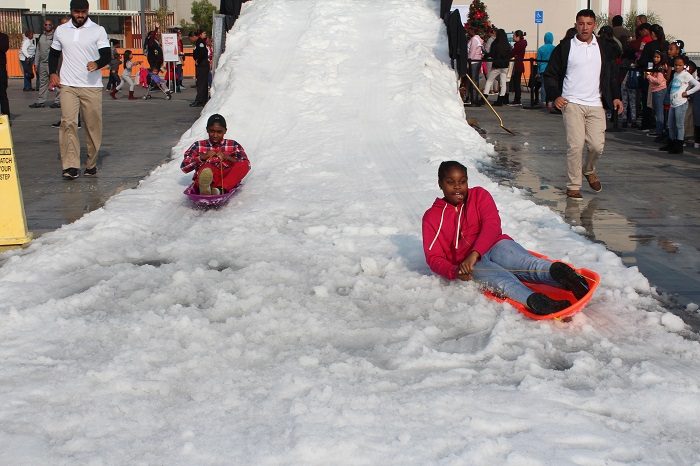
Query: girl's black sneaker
550 262 589 299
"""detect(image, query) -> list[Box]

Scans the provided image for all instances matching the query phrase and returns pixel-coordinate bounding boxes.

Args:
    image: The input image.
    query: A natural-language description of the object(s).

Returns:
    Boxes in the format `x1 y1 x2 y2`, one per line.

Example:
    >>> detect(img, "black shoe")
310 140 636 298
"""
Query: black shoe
62 168 80 180
83 167 97 176
668 140 684 154
550 262 589 299
28 102 45 108
51 121 61 128
526 293 572 315
189 101 204 107
50 102 61 108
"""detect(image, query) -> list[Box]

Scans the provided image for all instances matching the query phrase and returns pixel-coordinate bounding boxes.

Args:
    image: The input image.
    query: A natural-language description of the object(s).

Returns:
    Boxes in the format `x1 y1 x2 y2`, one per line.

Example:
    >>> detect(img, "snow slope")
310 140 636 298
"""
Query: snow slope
2 0 700 464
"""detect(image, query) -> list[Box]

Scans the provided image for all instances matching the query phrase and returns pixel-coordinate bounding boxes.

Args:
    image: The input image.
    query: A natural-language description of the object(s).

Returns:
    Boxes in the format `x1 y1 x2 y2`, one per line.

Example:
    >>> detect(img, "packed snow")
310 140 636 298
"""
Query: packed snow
2 0 700 463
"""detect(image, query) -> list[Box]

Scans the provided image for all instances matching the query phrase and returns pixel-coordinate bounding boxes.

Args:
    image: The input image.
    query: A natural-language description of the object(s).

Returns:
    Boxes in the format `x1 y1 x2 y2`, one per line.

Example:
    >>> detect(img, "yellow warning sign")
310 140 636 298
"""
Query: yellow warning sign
0 115 32 246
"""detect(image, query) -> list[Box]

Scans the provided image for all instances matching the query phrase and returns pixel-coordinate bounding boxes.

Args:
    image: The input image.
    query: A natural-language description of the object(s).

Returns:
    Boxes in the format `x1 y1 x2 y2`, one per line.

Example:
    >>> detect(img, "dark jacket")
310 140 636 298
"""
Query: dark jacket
488 40 511 69
543 36 621 110
446 9 462 66
193 37 208 66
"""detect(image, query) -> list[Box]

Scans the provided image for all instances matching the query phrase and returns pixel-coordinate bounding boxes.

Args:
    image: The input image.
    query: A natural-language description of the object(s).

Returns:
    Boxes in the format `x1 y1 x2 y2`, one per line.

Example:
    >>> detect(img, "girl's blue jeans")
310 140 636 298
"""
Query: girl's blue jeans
668 102 688 141
471 239 559 305
651 90 666 135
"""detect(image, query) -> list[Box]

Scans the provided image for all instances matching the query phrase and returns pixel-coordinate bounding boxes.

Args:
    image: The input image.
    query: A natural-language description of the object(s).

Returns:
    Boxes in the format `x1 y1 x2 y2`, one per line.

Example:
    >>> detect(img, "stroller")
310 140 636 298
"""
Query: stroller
143 68 172 100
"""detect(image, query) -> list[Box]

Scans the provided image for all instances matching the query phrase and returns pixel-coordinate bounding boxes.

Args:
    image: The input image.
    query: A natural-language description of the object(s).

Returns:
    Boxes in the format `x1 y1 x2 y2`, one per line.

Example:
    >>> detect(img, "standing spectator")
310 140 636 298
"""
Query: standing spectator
637 24 668 130
483 28 496 79
611 15 630 46
30 19 55 108
666 56 700 154
543 9 623 201
106 39 121 91
0 30 9 117
645 51 669 140
49 0 111 179
112 49 140 100
466 30 484 106
20 30 36 91
175 28 185 91
536 32 555 112
144 23 163 70
190 30 209 107
483 29 511 106
509 30 526 106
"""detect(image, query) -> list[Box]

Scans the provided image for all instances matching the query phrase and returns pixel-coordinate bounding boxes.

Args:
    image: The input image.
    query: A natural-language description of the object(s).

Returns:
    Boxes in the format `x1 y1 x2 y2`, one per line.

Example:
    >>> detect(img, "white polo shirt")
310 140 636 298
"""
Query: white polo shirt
51 17 109 88
562 35 603 107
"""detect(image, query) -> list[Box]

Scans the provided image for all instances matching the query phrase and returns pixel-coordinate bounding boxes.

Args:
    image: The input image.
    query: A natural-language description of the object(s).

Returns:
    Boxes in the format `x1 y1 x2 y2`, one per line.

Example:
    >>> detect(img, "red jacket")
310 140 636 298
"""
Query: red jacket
422 187 511 280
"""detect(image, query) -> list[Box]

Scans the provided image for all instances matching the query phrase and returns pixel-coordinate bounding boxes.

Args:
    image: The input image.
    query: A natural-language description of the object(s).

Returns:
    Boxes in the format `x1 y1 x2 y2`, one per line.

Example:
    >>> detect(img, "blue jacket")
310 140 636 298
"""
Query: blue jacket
536 32 555 74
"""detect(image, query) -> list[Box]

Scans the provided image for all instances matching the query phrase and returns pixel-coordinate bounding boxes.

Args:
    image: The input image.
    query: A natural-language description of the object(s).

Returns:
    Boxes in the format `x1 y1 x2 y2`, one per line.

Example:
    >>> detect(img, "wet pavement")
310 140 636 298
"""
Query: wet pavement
466 97 700 323
5 78 198 238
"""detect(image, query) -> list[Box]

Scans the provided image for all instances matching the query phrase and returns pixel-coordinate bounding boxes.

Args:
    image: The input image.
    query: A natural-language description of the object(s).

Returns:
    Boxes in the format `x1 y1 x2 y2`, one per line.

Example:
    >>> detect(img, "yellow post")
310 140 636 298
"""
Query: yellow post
0 115 32 246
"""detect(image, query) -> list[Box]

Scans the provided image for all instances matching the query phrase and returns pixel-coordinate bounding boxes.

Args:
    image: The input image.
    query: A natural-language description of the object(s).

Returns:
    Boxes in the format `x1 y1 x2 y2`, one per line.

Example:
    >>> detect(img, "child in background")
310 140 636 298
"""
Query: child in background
666 56 700 154
181 114 250 195
645 51 668 142
112 50 140 100
422 161 589 315
687 61 700 149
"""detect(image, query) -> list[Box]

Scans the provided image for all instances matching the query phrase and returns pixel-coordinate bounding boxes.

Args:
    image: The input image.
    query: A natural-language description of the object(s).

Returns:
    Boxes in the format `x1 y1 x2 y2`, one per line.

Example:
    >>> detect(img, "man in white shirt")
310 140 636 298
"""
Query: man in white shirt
49 0 111 180
20 30 36 91
543 9 624 201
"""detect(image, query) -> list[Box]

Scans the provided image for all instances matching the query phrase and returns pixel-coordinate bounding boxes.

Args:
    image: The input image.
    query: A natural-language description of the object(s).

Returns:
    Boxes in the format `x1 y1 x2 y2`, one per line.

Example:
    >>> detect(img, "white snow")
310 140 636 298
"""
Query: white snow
2 1 700 464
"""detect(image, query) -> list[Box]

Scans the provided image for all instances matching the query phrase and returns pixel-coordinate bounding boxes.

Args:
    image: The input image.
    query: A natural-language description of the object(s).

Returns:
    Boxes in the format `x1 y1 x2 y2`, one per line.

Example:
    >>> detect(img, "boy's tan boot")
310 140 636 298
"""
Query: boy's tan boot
198 168 214 195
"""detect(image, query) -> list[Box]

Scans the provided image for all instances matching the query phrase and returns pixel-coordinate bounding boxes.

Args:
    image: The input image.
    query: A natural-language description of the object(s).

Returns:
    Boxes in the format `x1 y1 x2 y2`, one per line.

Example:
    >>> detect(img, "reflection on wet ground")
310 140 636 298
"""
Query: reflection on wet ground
470 106 700 327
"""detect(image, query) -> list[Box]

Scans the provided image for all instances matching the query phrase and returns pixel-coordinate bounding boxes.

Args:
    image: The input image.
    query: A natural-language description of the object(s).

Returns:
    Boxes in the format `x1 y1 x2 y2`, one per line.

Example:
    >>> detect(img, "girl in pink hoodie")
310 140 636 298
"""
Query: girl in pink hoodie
422 161 589 315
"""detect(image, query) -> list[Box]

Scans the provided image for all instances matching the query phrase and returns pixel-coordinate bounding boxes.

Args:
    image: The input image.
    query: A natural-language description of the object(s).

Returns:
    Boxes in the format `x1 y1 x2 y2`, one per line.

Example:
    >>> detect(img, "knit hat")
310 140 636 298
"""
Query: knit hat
70 0 89 9
206 114 227 129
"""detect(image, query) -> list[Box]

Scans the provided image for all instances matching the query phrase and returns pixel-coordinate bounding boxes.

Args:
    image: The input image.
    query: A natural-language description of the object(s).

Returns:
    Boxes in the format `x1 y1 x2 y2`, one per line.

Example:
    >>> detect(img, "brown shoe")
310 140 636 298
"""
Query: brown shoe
585 173 602 192
566 189 583 201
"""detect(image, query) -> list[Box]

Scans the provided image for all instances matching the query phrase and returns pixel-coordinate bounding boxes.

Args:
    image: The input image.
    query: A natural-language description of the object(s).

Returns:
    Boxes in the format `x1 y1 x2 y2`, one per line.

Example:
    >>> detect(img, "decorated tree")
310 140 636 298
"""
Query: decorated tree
464 0 493 37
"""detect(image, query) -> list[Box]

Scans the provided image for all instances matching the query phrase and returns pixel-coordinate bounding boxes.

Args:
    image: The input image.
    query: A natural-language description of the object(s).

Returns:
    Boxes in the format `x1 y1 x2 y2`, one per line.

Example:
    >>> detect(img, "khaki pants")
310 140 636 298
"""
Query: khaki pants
562 102 606 191
59 86 102 170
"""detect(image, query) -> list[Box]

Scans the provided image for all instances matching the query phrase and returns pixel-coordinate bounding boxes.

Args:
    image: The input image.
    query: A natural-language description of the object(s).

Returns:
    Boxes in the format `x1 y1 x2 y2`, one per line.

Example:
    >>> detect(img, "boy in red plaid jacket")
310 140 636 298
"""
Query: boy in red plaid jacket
181 114 250 195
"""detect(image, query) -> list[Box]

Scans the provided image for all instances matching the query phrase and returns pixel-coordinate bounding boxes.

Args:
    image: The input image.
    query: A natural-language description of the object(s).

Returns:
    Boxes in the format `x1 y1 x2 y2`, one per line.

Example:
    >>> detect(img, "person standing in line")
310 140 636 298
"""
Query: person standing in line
508 30 527 106
466 30 484 106
175 28 185 91
482 28 511 107
536 32 555 112
49 0 111 180
666 56 700 154
29 19 56 108
543 9 623 201
0 30 9 117
20 30 36 91
190 30 209 107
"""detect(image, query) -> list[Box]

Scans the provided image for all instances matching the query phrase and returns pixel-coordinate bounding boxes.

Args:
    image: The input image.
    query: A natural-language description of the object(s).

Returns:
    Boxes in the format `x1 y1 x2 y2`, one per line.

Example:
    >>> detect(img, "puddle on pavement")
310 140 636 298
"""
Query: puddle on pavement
480 145 700 318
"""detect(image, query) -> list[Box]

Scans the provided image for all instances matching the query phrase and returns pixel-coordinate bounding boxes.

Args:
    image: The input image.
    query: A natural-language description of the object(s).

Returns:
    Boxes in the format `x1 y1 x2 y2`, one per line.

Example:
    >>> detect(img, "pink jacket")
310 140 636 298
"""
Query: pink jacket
646 70 667 93
422 187 511 280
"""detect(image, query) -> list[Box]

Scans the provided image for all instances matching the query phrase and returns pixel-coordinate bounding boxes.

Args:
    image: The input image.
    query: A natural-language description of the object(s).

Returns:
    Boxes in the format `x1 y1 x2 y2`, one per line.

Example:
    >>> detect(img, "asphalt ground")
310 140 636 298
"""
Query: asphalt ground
465 93 700 325
5 77 198 237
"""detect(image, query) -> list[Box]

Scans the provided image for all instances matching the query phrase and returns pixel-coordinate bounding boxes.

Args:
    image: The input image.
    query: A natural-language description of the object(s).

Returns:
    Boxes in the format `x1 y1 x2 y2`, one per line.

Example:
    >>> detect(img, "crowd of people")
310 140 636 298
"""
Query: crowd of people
461 12 700 158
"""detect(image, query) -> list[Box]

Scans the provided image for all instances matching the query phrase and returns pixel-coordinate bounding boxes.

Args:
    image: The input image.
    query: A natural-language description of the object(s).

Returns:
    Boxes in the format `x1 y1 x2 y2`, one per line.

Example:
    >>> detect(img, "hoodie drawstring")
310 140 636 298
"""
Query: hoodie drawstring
455 203 464 249
428 204 448 251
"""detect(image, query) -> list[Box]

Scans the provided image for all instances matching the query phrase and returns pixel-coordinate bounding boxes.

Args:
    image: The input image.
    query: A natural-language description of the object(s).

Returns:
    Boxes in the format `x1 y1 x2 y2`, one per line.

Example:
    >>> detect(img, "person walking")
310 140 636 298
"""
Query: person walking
190 30 209 107
29 19 56 108
112 50 140 100
543 9 623 201
0 30 9 118
49 0 111 179
20 30 36 91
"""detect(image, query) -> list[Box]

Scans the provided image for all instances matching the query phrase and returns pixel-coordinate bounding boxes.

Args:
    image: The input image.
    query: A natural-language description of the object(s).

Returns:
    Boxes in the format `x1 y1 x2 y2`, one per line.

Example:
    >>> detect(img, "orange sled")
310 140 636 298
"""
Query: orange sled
482 252 600 321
